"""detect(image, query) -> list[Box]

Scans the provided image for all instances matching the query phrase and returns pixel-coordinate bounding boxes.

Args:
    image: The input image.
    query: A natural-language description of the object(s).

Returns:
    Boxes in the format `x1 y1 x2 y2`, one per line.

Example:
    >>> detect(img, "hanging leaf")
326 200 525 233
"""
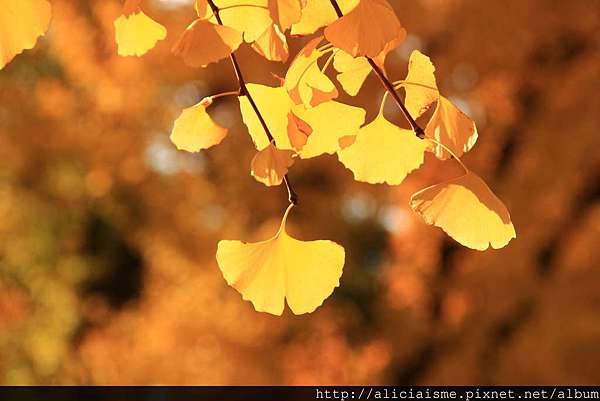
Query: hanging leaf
337 112 429 185
410 171 516 250
290 0 359 36
216 204 345 315
251 24 289 62
172 19 242 68
170 97 228 152
0 0 51 70
401 50 478 160
324 0 405 58
285 36 338 108
114 0 166 57
403 50 438 118
250 142 296 186
425 96 478 160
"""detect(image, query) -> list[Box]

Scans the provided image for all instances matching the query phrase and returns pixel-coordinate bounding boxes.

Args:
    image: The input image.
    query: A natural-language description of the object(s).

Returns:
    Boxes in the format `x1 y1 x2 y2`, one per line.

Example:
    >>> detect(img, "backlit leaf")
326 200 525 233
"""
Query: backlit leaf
332 50 371 96
172 19 242 68
285 36 338 108
170 97 228 152
324 0 405 58
198 0 272 43
216 204 345 315
250 142 295 186
290 0 359 36
296 101 366 158
0 0 51 70
239 83 295 150
251 24 289 62
401 50 478 160
337 112 429 185
114 0 166 57
410 172 516 250
425 96 478 160
403 50 438 118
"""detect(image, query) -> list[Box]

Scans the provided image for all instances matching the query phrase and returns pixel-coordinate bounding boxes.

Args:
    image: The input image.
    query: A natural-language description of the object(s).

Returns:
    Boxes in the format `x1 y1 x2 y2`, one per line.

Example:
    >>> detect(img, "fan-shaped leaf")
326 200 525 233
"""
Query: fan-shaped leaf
170 97 228 152
337 112 429 184
217 204 345 315
410 171 516 250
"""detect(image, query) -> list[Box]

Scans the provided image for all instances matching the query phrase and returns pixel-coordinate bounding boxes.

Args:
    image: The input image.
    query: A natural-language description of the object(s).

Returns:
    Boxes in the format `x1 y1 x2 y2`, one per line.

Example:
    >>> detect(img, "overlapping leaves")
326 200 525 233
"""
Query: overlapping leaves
96 0 518 314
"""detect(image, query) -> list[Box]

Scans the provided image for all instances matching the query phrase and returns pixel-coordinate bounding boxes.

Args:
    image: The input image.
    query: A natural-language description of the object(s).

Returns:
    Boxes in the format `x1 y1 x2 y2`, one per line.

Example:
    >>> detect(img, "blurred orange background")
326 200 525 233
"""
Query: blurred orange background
0 0 599 385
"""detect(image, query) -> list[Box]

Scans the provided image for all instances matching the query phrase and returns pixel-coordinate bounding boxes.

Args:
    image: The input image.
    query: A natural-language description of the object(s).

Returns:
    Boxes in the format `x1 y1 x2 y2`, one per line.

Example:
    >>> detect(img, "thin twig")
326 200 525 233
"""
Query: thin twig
327 0 425 138
207 0 298 205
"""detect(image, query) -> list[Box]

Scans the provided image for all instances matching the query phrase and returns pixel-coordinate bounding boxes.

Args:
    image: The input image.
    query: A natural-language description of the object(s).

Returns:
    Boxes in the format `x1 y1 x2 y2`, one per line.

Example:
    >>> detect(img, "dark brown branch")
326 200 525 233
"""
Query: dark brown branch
328 0 425 138
207 0 298 205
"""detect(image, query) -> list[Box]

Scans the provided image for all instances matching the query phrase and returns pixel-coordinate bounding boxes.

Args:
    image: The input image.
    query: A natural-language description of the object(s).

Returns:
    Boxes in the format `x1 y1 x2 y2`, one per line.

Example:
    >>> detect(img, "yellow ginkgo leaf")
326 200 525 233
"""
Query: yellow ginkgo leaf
402 50 438 118
425 96 478 160
268 0 303 31
337 112 429 185
332 50 371 96
285 36 338 108
251 24 289 62
0 0 51 70
290 0 358 36
114 1 167 57
410 171 516 250
198 0 272 43
324 0 405 58
216 204 345 315
250 142 295 186
295 100 366 158
172 19 242 68
170 97 228 152
239 83 296 150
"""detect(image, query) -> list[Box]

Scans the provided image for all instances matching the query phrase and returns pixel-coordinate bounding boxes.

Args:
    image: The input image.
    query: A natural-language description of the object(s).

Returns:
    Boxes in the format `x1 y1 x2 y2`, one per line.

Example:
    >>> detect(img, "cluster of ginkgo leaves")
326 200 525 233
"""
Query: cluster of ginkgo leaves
1 0 516 316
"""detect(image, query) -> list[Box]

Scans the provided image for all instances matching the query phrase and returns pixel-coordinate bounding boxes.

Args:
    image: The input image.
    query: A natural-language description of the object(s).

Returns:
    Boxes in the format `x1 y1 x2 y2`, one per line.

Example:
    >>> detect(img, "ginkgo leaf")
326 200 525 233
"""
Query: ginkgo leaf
198 0 272 43
251 24 289 62
285 36 338 108
216 204 345 315
239 83 296 150
290 0 359 36
114 0 167 57
324 0 405 58
332 50 371 96
172 19 242 68
0 0 51 70
402 50 438 119
337 112 429 185
250 142 295 186
425 96 478 160
295 100 366 158
268 0 303 31
170 97 228 152
410 172 516 250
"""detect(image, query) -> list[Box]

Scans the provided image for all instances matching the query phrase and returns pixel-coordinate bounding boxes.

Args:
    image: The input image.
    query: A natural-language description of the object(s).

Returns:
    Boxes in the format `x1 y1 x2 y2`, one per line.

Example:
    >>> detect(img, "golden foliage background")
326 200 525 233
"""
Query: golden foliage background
0 0 599 384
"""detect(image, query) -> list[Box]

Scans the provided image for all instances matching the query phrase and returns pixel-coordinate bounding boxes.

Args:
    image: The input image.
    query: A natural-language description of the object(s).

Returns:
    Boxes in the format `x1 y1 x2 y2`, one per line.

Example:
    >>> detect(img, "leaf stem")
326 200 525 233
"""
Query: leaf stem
207 0 298 205
210 90 241 100
327 0 425 138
